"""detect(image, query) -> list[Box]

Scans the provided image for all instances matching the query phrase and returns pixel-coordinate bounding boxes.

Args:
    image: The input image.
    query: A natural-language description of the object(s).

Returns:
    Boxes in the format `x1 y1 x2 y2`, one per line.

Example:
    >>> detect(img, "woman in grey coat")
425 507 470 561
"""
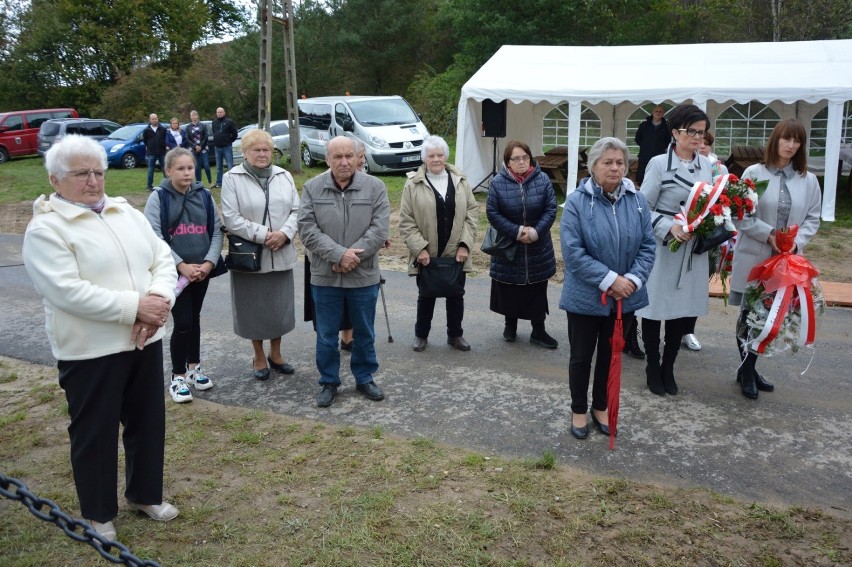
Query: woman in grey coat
221 129 300 380
560 138 656 440
636 104 713 396
730 119 821 399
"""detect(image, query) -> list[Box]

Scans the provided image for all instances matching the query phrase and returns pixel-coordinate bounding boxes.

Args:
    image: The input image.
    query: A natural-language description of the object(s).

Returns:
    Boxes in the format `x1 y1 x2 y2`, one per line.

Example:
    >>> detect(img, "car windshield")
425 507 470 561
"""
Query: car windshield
348 99 418 126
108 125 143 140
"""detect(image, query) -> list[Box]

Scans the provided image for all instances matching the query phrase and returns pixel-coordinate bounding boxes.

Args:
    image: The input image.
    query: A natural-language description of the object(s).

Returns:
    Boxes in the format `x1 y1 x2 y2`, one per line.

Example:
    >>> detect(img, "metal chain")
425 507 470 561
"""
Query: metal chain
1 472 161 567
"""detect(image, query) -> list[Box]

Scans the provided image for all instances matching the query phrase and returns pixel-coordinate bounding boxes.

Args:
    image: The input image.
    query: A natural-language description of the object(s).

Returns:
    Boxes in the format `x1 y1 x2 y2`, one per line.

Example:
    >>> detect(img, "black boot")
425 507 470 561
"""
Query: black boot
736 312 771 393
753 369 774 392
530 320 558 349
503 316 517 342
661 341 680 396
622 316 645 359
642 320 664 396
738 352 759 399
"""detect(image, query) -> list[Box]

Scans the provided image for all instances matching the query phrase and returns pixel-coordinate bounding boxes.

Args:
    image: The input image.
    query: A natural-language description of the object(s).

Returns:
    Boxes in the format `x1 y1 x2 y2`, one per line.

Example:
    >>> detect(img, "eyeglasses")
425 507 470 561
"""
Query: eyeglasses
63 169 105 182
678 128 706 138
509 155 530 163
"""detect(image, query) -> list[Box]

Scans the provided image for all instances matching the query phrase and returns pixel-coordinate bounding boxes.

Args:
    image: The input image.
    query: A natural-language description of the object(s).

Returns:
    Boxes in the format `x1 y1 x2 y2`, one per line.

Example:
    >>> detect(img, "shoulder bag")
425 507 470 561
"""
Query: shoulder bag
480 226 517 262
418 257 465 298
224 187 269 273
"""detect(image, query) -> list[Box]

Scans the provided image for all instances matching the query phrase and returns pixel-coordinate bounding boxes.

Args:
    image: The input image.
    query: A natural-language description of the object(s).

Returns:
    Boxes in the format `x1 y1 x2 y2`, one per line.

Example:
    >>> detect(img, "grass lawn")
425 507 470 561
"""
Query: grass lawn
1 356 849 566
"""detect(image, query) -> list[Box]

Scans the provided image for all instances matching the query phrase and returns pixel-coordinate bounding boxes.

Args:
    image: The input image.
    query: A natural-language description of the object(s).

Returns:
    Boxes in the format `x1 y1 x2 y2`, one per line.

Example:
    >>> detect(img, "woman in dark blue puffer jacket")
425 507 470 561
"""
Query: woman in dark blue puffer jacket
486 140 558 348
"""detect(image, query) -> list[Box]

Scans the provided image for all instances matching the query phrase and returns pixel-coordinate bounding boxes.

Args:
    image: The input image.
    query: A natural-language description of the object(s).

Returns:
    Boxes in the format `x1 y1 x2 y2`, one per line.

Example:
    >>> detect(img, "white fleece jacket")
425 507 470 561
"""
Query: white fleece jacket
23 194 177 361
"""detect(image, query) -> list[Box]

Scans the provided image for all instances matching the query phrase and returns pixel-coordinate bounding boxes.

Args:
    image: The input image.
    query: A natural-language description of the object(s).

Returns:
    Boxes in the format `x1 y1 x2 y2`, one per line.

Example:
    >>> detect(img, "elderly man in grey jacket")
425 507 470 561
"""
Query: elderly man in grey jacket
298 136 391 407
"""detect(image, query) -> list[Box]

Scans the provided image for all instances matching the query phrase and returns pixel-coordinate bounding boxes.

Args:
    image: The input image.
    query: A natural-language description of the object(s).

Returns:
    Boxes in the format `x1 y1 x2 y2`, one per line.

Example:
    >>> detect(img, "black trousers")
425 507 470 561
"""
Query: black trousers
414 275 465 339
567 311 623 415
57 341 166 523
170 278 209 374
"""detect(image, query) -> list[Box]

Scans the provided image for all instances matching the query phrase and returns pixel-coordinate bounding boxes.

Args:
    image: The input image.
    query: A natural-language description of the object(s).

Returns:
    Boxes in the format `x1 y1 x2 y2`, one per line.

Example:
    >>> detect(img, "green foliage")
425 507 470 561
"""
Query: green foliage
406 64 468 137
95 67 181 124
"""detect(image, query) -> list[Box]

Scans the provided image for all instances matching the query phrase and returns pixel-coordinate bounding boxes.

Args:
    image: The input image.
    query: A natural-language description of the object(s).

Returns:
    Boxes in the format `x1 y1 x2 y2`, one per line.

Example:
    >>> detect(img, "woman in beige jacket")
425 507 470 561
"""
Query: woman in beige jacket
399 135 478 352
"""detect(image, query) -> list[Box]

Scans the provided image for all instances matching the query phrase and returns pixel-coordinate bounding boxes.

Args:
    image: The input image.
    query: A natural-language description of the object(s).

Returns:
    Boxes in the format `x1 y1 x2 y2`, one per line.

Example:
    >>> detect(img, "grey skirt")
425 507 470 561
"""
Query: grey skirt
231 269 296 340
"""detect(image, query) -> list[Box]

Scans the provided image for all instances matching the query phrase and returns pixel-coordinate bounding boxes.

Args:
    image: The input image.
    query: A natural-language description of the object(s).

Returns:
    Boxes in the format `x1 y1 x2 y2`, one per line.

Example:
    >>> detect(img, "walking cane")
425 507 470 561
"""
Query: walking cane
379 275 393 342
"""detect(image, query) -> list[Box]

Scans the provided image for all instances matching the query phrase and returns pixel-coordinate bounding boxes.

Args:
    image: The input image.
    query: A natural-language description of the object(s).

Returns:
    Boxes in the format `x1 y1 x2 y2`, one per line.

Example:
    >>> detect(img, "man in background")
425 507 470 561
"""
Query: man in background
143 113 167 191
211 107 238 189
634 105 671 186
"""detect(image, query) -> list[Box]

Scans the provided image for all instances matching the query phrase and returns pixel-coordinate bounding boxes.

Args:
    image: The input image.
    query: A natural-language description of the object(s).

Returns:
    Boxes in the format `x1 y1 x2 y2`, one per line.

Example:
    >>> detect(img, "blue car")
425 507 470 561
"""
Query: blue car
101 123 147 169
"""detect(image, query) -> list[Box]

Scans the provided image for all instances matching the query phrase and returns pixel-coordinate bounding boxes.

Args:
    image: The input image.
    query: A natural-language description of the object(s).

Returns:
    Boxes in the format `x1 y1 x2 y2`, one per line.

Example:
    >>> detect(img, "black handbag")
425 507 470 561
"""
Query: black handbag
480 226 517 262
418 257 465 298
692 224 734 256
224 187 269 273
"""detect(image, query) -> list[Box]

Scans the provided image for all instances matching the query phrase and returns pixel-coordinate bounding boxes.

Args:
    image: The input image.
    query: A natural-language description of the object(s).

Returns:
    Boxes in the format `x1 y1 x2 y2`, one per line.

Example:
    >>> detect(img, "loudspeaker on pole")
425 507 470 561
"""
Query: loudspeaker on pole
481 99 507 138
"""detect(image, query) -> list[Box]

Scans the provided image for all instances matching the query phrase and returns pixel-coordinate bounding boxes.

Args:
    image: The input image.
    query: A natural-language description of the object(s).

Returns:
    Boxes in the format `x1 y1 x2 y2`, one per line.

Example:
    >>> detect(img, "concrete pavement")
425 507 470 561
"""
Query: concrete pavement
2 233 850 517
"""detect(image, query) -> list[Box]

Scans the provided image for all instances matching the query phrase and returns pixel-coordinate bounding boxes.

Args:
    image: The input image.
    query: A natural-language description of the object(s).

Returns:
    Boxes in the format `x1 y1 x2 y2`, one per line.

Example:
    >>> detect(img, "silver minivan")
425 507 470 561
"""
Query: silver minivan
297 95 428 173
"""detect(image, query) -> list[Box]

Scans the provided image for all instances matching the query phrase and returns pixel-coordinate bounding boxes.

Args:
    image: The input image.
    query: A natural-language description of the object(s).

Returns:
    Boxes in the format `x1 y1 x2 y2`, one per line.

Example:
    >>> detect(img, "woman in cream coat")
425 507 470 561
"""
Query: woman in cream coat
399 135 478 352
730 118 821 399
222 129 300 380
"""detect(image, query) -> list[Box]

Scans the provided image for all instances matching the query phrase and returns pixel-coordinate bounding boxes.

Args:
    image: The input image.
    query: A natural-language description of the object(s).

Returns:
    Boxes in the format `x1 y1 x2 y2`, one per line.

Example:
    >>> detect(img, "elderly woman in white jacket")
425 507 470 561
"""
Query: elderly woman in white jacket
23 135 179 541
222 129 300 380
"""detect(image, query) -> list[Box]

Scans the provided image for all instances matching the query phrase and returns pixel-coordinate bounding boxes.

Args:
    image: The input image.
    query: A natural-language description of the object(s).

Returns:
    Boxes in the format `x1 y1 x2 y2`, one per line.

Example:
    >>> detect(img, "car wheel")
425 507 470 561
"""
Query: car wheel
363 159 371 174
301 144 315 167
0 147 9 164
122 153 138 169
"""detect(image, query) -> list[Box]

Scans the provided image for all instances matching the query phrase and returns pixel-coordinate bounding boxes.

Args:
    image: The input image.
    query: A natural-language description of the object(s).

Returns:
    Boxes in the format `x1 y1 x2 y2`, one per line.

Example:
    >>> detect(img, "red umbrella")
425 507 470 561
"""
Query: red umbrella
602 293 624 450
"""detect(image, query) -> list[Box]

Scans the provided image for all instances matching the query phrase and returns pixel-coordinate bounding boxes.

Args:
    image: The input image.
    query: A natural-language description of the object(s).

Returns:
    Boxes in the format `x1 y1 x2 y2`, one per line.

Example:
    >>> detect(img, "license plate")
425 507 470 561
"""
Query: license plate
401 155 420 163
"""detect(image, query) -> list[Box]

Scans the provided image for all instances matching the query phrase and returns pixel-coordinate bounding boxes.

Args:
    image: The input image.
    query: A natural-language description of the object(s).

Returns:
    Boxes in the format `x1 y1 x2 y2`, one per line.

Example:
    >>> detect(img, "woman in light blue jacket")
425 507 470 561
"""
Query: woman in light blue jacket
559 137 656 440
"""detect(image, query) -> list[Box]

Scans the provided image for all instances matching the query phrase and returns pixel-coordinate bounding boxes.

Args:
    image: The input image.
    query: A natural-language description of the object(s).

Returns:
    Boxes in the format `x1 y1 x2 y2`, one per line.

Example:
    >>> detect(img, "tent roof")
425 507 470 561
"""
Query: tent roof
461 40 852 106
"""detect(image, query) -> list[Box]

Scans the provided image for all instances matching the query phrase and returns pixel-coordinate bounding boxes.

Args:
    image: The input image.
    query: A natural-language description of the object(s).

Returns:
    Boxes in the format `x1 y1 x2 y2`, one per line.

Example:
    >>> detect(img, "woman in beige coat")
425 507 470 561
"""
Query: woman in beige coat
222 129 300 380
399 135 478 352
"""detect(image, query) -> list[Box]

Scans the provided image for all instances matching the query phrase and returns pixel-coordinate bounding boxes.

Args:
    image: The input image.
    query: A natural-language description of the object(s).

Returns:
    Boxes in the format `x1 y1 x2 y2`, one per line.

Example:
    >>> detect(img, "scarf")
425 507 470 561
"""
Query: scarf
55 193 106 214
509 166 534 184
242 161 273 191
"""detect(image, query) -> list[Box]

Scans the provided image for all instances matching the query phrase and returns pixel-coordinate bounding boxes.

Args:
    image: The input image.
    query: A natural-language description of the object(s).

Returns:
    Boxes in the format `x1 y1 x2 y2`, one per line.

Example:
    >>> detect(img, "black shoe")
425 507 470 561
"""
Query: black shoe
316 384 338 407
340 340 353 352
623 321 645 359
737 370 774 392
211 183 220 189
661 365 678 396
146 186 154 191
591 413 612 436
356 381 384 401
412 337 427 352
530 330 558 349
503 326 517 342
646 360 665 396
737 368 758 399
253 367 270 381
447 336 471 351
267 356 295 375
570 424 589 440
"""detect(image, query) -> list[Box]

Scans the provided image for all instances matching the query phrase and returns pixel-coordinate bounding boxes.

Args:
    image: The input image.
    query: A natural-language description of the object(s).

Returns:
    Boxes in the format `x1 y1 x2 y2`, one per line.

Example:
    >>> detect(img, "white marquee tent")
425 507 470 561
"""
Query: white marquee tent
455 40 852 221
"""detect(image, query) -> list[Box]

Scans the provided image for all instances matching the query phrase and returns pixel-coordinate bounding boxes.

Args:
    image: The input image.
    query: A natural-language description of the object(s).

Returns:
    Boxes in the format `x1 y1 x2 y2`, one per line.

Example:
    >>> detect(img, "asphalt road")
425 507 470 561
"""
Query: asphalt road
2 233 850 516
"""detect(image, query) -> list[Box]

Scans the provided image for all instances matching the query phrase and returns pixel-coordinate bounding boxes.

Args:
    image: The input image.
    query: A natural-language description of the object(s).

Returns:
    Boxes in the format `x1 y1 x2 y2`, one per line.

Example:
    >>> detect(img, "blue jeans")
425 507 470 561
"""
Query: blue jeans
311 284 379 386
194 150 211 184
146 154 165 189
215 145 233 185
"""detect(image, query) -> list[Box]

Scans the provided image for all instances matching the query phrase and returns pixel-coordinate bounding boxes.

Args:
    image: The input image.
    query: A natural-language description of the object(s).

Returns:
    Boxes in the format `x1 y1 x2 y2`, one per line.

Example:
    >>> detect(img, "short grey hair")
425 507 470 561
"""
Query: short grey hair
421 135 449 161
44 135 108 180
353 138 366 155
586 137 630 173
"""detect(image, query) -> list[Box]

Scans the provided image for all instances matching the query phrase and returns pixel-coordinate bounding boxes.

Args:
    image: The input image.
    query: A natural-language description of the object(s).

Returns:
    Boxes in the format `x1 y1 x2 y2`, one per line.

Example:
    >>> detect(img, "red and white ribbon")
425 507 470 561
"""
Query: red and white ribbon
674 174 730 233
750 284 817 354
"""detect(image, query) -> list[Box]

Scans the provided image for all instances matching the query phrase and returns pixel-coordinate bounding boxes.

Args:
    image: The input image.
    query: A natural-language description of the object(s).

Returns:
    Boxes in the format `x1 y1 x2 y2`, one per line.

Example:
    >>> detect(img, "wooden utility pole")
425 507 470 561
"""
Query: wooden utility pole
257 0 273 131
281 0 301 172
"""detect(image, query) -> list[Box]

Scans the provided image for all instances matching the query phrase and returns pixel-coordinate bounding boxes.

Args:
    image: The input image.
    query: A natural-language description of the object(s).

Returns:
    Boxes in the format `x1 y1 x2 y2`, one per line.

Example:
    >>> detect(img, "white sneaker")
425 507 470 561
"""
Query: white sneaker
169 377 193 403
682 333 702 351
186 365 213 390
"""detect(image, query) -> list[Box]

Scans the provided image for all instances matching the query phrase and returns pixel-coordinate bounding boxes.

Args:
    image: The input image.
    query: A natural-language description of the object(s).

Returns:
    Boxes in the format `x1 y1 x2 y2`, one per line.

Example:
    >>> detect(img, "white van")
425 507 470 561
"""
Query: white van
297 95 429 173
